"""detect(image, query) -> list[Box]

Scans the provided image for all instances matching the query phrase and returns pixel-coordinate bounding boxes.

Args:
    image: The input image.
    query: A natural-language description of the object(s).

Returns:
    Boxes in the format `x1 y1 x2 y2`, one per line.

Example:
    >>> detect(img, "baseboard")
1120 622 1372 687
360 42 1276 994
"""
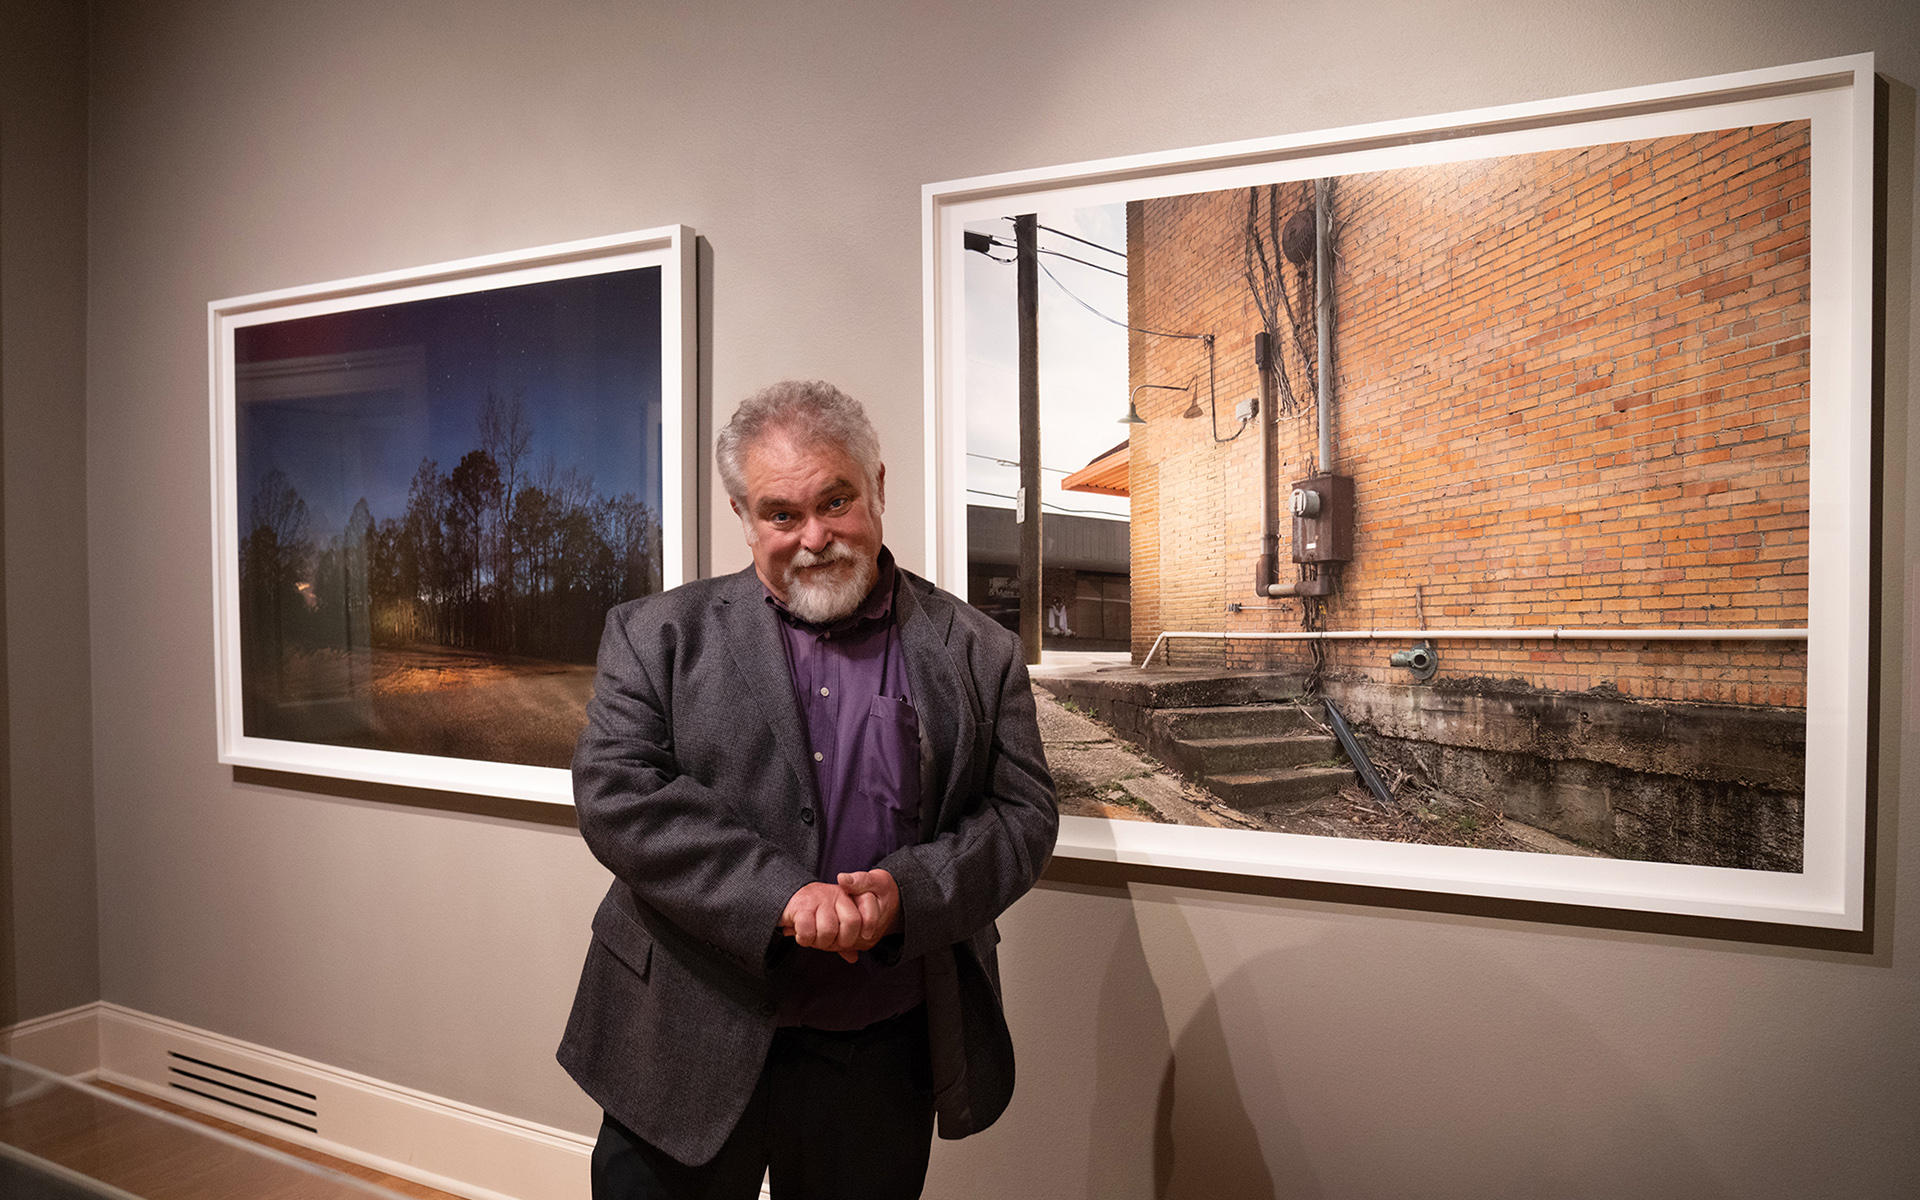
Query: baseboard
0 1003 101 1078
4 1002 594 1199
97 1004 596 1200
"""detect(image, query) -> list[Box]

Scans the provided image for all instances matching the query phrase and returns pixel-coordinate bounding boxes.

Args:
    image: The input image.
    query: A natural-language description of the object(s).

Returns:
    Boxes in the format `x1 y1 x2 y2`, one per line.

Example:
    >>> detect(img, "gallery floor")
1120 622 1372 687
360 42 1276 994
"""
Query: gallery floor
0 1073 464 1200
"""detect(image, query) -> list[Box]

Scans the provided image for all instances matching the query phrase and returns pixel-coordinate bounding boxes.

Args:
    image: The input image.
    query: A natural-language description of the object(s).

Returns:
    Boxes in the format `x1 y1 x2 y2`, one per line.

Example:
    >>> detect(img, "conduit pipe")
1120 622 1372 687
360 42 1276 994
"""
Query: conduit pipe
1140 626 1808 669
1314 176 1332 475
1255 329 1280 594
1258 178 1338 601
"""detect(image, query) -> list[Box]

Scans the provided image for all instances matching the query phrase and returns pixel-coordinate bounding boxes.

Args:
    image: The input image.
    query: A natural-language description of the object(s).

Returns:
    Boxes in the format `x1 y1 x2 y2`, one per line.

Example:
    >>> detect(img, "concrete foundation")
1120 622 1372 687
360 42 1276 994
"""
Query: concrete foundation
1326 678 1805 870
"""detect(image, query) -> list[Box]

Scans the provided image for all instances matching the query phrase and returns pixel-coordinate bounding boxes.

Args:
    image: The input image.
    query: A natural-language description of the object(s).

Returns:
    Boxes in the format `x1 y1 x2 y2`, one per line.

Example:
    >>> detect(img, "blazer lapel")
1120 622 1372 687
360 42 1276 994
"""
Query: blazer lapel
896 574 977 838
715 568 819 810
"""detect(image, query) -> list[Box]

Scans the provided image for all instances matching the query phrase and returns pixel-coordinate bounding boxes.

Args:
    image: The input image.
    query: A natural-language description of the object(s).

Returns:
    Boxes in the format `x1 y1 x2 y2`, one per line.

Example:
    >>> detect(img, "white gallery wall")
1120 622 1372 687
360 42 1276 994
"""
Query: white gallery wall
4 0 1912 1195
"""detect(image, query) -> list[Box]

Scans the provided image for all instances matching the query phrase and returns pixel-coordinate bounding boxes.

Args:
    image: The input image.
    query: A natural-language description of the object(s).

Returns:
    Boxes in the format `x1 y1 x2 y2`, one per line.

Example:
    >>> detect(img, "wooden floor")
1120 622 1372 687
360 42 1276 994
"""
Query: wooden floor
1 1079 468 1200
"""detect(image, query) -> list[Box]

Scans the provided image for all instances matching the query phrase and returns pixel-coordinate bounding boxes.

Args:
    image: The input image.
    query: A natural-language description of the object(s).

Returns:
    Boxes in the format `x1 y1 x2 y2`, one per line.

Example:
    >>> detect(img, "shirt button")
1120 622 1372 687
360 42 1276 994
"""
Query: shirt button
819 687 830 697
799 807 815 825
813 751 824 762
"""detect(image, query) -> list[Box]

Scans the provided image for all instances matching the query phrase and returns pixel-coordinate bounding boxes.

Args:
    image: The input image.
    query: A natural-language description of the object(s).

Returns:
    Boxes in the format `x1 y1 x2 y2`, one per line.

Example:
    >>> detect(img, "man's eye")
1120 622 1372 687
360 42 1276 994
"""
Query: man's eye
769 512 792 525
826 497 848 512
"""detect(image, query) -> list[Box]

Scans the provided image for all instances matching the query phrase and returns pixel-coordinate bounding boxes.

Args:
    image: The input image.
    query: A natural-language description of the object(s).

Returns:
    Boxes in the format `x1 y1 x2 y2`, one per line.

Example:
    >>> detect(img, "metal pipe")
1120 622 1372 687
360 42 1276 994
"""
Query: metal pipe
1314 177 1332 475
1141 626 1808 669
1256 329 1278 597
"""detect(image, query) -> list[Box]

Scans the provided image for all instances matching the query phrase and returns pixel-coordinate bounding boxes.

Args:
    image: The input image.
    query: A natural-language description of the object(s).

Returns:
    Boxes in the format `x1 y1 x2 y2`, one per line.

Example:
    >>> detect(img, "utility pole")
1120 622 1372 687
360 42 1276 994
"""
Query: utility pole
1015 213 1042 665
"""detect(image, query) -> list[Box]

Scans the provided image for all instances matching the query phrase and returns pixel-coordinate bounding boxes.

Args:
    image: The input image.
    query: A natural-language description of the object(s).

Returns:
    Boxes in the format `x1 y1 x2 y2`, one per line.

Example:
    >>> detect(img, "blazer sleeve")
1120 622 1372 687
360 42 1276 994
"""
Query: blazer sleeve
876 629 1058 963
572 602 818 979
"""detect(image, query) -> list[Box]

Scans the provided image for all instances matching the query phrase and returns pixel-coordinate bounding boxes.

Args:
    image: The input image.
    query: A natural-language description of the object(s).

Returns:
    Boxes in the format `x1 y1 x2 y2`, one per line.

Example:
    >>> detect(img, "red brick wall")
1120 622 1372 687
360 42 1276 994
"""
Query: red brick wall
1127 123 1811 706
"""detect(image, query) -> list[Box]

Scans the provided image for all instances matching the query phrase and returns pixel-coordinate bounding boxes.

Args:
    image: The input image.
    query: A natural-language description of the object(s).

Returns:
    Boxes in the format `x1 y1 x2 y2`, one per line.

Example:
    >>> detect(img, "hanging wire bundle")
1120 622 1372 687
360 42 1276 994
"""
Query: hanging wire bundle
1242 182 1321 417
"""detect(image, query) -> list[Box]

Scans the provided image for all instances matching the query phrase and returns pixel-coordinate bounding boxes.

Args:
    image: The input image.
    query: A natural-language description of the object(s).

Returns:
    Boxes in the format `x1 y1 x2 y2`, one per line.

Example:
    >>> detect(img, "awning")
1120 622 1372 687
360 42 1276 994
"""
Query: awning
1060 439 1130 497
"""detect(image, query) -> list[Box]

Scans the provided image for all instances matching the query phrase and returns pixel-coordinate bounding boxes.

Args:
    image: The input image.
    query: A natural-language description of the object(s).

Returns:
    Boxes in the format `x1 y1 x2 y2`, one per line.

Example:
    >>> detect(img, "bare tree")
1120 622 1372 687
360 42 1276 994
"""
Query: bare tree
479 391 533 648
241 467 312 695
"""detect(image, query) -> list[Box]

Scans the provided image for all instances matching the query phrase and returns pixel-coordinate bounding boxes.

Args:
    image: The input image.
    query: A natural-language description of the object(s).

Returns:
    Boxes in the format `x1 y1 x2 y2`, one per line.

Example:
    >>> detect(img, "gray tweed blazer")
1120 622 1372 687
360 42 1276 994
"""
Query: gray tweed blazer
557 563 1058 1166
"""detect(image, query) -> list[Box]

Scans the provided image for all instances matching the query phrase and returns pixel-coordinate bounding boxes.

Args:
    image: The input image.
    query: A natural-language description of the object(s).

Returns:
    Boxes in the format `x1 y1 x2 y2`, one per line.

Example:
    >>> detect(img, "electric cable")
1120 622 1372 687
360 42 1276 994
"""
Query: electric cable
1034 222 1126 259
1035 258 1207 341
1038 248 1126 278
965 452 1097 476
964 488 1127 517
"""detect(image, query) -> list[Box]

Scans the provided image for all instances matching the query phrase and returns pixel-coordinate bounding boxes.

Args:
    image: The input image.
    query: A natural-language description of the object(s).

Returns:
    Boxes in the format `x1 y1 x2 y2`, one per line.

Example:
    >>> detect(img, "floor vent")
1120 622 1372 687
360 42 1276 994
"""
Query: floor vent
165 1050 319 1134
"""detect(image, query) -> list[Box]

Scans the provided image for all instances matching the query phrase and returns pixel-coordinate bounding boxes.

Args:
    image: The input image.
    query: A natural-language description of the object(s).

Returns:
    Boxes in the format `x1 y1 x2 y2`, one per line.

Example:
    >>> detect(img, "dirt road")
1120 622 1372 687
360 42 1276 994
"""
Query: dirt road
251 644 594 768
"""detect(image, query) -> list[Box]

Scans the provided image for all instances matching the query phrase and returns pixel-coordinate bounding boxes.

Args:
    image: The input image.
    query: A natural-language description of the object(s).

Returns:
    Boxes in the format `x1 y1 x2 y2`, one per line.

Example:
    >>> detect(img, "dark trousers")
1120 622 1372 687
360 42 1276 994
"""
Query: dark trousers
591 1008 934 1200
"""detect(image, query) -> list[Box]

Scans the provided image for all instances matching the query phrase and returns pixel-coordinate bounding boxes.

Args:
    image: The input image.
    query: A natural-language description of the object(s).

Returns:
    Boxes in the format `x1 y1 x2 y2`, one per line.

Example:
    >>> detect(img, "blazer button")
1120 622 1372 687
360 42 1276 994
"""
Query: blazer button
799 807 814 825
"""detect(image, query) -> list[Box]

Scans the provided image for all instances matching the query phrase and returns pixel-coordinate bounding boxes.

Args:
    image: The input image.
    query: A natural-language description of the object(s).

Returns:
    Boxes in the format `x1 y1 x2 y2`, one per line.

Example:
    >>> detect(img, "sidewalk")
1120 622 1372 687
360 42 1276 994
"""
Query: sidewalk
1031 686 1253 828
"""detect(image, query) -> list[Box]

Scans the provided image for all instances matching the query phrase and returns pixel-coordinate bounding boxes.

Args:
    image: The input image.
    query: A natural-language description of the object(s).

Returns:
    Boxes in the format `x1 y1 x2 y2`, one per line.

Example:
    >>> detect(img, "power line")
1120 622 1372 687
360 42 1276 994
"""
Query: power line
1036 257 1208 341
978 227 1127 276
1038 248 1125 278
966 488 1128 518
966 451 1087 476
1035 222 1126 259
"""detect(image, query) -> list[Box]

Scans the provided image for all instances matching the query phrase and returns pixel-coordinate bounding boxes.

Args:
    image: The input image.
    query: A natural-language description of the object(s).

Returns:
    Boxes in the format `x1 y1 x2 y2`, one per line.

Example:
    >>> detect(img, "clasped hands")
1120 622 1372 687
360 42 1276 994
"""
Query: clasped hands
780 869 899 963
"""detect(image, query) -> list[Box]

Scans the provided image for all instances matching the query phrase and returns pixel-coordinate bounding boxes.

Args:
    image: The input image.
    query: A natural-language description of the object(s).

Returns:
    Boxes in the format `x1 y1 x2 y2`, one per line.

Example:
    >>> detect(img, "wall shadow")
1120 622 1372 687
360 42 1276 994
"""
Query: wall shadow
1064 874 1741 1197
1140 911 1288 1200
230 766 579 829
1075 888 1279 1198
1867 72 1913 984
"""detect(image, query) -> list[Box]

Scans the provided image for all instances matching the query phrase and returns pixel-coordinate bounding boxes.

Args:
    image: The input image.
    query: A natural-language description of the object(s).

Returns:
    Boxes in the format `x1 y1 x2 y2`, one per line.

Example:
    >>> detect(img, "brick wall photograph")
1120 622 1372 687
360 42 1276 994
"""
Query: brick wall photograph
1123 122 1812 868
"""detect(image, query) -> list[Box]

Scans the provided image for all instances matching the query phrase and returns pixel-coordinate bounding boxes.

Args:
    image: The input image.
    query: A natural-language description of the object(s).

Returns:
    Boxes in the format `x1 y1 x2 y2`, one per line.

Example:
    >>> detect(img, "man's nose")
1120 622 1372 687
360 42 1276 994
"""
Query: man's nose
799 517 833 553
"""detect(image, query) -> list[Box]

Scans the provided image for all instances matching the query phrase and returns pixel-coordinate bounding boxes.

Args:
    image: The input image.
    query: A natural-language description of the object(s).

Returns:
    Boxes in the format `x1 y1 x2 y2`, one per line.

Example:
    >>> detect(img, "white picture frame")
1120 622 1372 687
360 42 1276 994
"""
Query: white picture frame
210 226 696 804
922 57 1874 928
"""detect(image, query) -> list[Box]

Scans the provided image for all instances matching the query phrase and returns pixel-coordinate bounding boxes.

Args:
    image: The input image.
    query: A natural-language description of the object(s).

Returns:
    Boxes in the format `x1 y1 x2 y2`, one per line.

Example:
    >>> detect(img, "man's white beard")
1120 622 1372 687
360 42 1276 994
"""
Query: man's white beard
783 542 877 624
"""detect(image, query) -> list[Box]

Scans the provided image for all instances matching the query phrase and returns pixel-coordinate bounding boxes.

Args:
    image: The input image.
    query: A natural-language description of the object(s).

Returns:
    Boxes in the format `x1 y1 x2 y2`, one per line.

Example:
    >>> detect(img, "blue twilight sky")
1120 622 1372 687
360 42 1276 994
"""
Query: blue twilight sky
235 266 662 541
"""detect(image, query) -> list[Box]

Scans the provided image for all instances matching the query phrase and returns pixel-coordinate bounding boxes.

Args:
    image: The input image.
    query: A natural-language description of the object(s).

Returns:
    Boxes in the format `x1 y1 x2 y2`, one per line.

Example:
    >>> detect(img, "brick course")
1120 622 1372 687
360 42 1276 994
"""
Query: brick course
1127 123 1811 706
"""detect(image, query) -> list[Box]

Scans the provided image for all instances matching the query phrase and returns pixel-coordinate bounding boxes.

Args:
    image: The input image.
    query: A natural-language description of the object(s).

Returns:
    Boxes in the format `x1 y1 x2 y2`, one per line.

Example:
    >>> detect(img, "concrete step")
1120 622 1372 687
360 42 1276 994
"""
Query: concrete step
1173 733 1341 775
1204 764 1354 812
1151 703 1321 741
1038 670 1311 711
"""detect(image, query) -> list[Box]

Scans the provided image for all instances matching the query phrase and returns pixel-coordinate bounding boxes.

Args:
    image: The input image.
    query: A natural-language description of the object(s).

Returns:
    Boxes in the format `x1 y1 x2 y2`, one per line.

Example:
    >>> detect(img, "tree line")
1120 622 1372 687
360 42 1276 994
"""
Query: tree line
240 393 660 682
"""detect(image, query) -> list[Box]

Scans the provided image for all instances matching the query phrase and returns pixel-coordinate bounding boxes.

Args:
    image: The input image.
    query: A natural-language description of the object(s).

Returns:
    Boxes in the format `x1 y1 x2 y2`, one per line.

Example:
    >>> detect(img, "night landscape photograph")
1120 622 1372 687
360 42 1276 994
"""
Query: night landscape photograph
233 266 665 769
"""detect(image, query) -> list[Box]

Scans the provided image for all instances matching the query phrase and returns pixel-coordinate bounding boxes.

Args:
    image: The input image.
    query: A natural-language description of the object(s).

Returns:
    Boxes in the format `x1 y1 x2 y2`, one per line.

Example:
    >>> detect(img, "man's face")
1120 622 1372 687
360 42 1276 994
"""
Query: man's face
732 430 885 624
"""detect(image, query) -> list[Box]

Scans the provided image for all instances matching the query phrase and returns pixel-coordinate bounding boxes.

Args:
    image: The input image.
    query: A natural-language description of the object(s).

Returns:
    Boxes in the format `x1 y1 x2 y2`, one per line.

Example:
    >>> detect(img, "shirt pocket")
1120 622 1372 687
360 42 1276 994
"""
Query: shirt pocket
867 693 923 837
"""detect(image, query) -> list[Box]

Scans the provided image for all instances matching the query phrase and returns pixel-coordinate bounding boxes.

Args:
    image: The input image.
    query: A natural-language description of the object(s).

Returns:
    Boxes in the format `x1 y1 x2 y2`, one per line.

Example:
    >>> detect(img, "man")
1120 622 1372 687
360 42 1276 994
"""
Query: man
559 380 1058 1200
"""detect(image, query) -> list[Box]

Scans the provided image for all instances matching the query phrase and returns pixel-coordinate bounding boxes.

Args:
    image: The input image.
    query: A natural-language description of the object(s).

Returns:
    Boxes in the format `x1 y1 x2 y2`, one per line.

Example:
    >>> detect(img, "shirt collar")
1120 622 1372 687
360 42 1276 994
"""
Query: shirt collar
764 547 897 632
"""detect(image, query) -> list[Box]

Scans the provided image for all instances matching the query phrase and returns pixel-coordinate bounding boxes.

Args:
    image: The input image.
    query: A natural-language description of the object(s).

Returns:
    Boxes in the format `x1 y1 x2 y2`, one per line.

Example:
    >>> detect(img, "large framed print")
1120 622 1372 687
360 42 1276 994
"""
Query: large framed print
923 57 1874 927
211 226 695 804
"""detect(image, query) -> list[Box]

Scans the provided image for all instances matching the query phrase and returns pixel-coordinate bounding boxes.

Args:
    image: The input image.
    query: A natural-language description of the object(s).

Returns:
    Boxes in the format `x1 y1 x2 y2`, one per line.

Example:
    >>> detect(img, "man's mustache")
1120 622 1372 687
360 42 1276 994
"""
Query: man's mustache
790 543 855 570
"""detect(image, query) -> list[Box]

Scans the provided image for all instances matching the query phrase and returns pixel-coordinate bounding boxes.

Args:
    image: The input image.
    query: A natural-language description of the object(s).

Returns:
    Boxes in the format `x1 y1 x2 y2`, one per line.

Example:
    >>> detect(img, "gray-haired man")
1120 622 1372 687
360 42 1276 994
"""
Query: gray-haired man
559 380 1058 1199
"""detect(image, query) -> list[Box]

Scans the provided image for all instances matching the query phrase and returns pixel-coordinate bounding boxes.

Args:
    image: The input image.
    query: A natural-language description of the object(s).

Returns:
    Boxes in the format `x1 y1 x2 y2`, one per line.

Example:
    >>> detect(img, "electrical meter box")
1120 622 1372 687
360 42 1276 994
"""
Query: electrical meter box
1289 473 1354 563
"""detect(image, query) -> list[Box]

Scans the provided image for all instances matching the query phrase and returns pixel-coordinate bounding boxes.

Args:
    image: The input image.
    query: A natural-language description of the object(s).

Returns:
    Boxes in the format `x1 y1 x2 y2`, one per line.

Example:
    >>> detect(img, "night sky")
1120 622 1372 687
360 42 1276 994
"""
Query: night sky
234 266 663 541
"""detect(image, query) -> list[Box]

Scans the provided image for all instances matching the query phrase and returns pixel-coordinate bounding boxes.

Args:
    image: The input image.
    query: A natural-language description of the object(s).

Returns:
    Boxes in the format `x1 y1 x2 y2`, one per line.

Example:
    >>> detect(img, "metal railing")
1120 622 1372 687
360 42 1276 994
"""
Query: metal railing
1139 626 1809 669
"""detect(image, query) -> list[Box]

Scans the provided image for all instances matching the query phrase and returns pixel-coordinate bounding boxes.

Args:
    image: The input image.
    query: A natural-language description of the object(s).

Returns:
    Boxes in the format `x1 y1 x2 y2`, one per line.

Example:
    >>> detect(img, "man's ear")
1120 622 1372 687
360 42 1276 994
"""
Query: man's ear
731 496 759 545
874 464 886 508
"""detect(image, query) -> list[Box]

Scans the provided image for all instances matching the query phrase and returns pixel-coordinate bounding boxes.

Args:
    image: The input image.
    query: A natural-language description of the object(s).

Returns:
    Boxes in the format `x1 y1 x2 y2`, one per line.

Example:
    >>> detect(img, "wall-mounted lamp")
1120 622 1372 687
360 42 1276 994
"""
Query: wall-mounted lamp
1124 383 1190 425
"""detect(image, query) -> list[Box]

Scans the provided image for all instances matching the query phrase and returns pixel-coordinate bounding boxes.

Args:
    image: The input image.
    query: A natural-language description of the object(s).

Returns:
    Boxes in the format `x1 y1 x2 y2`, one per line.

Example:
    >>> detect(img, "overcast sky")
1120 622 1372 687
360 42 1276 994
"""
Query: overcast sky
964 203 1131 523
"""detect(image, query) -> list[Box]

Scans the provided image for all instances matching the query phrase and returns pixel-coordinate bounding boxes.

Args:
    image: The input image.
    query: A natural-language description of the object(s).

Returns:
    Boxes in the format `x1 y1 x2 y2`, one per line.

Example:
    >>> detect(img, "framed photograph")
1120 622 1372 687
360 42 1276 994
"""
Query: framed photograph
210 226 695 803
922 57 1873 927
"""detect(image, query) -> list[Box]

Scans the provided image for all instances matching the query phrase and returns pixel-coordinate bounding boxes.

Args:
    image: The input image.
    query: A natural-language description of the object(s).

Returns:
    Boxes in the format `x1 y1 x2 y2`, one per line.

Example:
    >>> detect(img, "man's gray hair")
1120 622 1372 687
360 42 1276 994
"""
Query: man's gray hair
716 379 884 505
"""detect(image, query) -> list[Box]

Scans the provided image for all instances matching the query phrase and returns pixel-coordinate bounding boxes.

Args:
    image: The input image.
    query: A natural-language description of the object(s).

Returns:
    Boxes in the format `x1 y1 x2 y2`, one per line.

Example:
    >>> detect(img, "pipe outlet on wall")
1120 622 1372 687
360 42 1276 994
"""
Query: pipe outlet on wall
1389 640 1439 682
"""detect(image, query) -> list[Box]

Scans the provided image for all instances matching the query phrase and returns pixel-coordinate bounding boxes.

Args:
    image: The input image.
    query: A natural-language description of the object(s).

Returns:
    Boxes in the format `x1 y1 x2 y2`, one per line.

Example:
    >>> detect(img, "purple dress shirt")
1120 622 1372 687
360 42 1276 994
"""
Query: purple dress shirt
766 549 925 1030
